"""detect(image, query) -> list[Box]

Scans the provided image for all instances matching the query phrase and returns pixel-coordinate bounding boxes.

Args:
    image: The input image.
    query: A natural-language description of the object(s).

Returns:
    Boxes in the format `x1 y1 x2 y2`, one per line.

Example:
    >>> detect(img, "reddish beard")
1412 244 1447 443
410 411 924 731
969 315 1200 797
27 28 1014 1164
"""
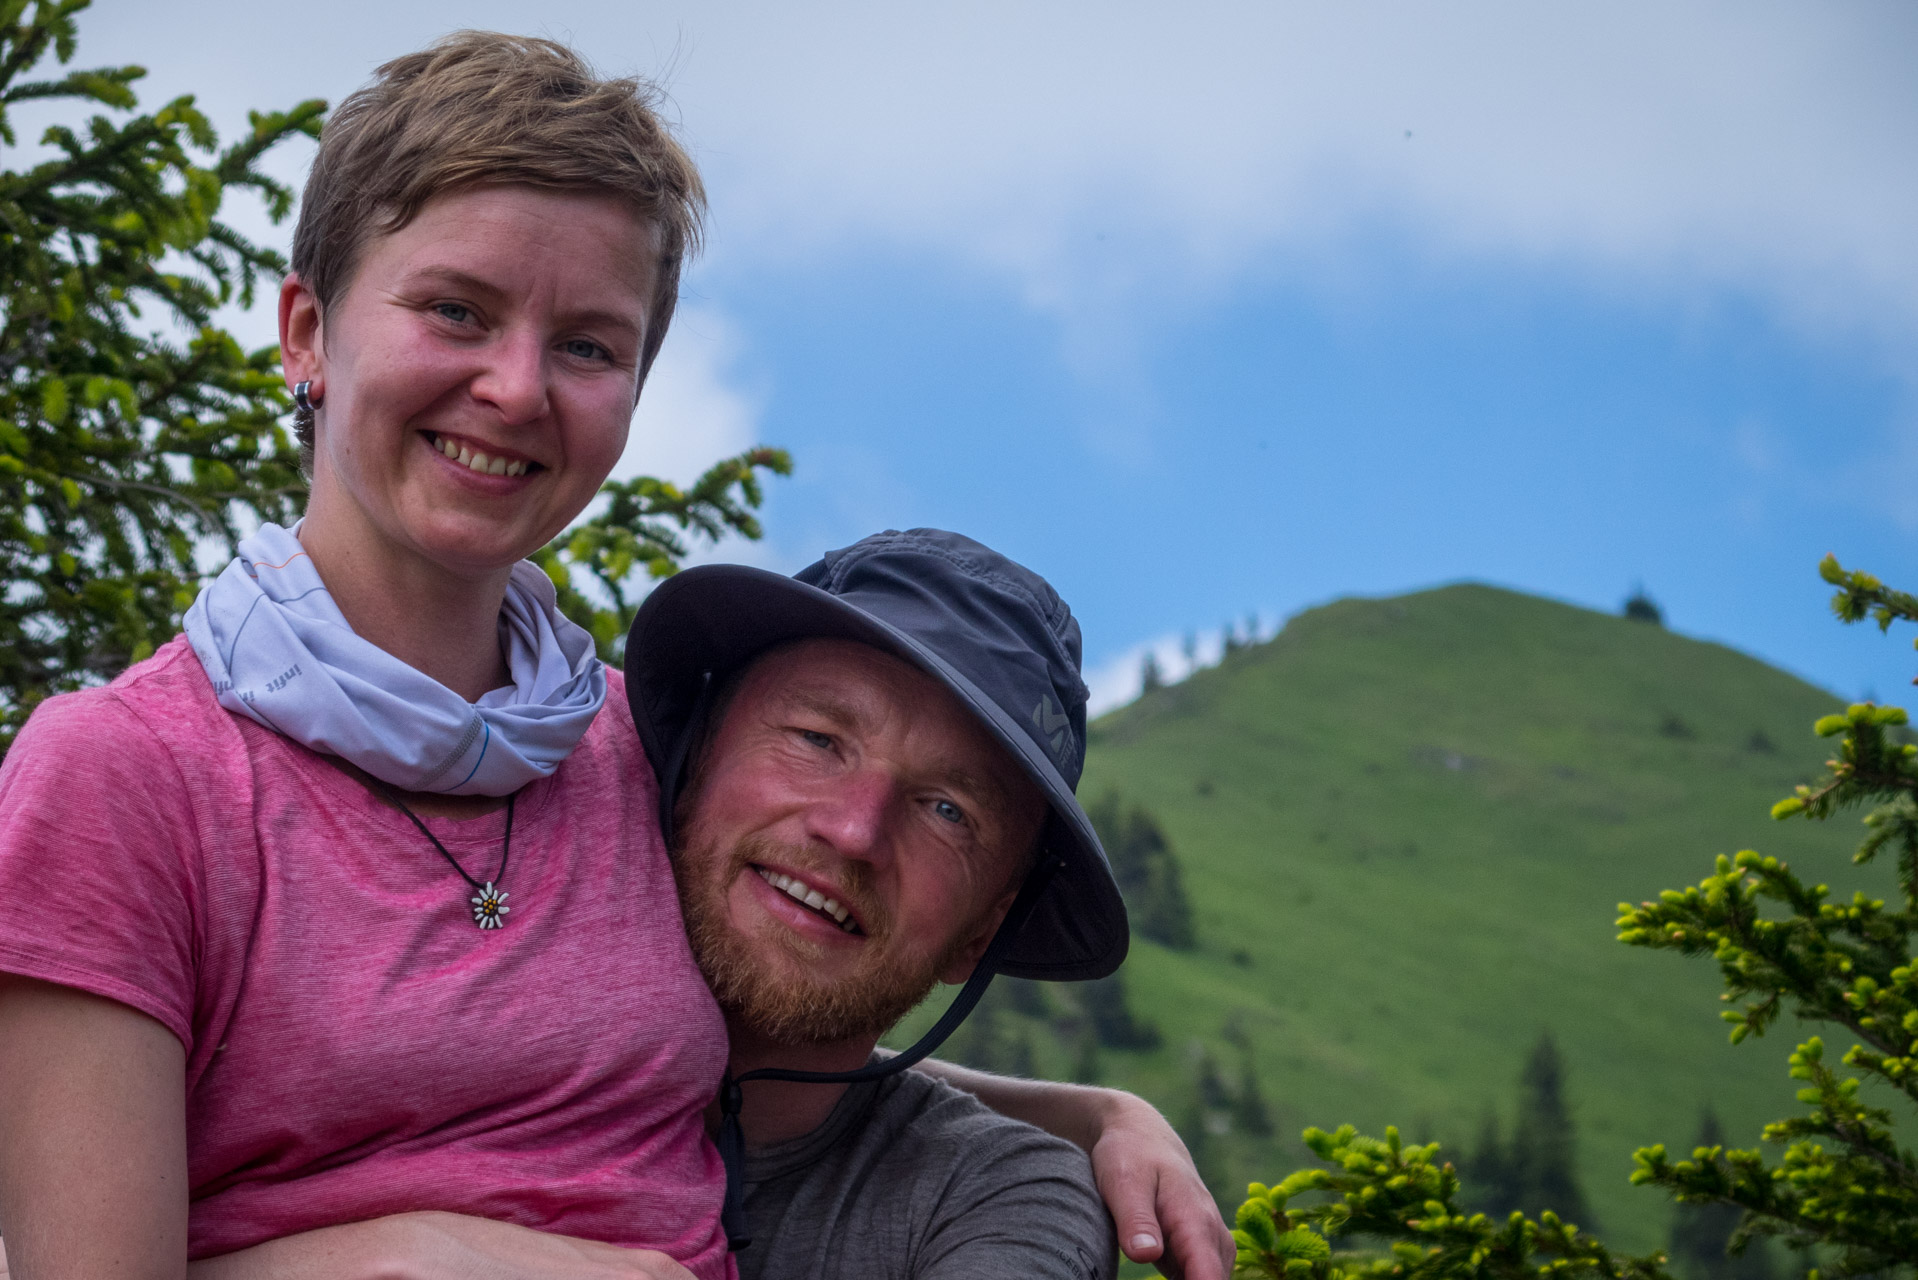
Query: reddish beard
672 825 978 1046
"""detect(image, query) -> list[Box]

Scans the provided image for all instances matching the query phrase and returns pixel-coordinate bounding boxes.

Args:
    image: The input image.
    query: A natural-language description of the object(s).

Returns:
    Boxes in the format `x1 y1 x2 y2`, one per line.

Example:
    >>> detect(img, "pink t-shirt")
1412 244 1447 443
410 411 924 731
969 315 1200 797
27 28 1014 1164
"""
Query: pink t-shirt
0 636 731 1277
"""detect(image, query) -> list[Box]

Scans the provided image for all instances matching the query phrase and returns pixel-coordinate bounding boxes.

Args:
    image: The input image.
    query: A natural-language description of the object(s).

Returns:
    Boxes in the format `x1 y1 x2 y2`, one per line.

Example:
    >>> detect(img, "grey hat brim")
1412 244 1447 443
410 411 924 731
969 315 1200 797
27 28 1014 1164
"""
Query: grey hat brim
626 564 1128 981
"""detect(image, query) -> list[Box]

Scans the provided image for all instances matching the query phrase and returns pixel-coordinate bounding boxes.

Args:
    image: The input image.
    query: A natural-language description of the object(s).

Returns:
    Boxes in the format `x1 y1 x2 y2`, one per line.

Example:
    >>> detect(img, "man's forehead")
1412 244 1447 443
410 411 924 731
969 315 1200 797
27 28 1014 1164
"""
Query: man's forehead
743 637 959 732
739 639 1034 798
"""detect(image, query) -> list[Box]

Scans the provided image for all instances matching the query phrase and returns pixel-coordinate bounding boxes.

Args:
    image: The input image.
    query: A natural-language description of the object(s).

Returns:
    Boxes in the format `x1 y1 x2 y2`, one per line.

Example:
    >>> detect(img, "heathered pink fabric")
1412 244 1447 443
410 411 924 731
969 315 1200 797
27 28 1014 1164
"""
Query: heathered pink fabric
0 636 732 1277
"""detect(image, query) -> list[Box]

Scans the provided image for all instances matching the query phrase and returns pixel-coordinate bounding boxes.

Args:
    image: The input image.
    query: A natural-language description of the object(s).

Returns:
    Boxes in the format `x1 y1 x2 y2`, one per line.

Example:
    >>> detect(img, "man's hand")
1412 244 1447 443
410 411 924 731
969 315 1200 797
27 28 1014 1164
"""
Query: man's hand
188 1213 698 1280
1086 1093 1236 1280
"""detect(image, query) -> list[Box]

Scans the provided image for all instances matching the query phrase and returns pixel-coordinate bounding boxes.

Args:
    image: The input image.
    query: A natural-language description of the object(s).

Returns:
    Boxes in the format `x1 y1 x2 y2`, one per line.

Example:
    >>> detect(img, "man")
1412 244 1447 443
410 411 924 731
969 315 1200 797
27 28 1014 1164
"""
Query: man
622 527 1148 1279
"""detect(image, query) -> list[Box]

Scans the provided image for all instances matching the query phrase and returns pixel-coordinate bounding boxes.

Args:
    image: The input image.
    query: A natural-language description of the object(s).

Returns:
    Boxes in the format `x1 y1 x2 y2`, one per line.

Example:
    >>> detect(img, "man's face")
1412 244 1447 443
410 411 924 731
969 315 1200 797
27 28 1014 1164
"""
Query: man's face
672 638 1048 1046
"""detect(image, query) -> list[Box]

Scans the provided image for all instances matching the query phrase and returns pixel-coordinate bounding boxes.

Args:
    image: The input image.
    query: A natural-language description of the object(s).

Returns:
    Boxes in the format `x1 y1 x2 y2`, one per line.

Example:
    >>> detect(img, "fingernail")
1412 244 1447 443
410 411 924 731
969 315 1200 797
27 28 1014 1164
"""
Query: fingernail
1130 1233 1159 1252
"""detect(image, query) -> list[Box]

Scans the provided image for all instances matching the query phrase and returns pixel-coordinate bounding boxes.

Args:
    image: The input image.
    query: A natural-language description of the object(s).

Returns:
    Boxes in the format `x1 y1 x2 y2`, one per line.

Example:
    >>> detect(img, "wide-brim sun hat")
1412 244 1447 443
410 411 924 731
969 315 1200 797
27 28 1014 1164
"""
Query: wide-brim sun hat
624 527 1128 981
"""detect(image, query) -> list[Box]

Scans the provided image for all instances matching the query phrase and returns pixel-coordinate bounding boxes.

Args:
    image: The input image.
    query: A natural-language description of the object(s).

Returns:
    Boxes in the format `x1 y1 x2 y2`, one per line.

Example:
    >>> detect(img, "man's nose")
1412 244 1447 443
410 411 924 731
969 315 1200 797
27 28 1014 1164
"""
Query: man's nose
470 327 551 424
802 767 900 866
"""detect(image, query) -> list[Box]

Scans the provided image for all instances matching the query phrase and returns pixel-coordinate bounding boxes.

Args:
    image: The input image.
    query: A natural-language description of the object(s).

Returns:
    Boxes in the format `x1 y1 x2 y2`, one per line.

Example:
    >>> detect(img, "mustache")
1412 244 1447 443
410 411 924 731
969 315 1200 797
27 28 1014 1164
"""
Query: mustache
698 829 890 941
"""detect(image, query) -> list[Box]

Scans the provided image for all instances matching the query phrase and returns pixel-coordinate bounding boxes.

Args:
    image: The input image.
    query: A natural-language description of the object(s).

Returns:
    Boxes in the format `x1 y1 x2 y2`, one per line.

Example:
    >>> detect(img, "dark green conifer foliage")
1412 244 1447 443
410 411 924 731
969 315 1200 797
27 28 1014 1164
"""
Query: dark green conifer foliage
949 990 1011 1073
1141 650 1165 693
1666 1110 1773 1280
1004 1025 1038 1079
1178 1081 1231 1210
1513 1034 1597 1230
0 0 321 750
1070 1027 1101 1084
1469 1110 1521 1217
1087 791 1197 949
1235 1051 1276 1139
1081 969 1161 1051
1196 1047 1234 1113
1002 976 1050 1018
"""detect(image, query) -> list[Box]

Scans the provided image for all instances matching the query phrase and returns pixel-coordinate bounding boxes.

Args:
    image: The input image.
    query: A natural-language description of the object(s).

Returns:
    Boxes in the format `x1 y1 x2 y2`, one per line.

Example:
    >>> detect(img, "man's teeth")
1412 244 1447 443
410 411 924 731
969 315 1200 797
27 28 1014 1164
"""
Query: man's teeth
754 866 859 933
433 434 529 477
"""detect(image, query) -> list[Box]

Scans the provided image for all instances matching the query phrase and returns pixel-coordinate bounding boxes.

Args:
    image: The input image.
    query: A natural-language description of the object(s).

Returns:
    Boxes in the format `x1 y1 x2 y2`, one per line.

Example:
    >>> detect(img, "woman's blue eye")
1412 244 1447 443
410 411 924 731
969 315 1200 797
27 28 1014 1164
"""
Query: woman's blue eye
933 800 964 825
564 338 607 360
435 303 473 324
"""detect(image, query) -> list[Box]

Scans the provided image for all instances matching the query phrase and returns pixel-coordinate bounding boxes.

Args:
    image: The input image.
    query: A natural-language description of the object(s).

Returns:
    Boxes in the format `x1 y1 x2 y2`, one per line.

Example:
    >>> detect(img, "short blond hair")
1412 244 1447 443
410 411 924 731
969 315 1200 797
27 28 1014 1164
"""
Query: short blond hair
291 31 704 401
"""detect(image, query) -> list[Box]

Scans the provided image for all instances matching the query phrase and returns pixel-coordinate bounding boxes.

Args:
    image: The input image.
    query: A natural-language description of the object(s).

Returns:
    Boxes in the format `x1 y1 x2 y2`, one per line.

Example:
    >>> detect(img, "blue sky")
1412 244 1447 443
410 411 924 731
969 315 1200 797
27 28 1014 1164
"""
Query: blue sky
89 0 1918 712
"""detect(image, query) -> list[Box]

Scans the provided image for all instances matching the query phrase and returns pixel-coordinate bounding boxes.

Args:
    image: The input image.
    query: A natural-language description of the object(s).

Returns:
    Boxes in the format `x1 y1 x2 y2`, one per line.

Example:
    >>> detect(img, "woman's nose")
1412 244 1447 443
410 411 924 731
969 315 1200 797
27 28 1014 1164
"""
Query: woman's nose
470 328 550 424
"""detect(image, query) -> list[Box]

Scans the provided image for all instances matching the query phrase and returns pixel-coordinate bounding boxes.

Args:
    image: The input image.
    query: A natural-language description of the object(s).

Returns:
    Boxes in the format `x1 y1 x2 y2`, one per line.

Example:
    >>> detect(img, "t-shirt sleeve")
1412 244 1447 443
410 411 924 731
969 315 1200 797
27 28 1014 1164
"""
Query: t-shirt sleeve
914 1124 1118 1280
0 690 202 1047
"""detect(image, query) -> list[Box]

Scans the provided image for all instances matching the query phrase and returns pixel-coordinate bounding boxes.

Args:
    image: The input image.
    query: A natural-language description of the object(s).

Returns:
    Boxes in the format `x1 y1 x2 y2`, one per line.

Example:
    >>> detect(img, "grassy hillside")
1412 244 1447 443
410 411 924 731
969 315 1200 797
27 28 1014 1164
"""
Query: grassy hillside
901 582 1886 1253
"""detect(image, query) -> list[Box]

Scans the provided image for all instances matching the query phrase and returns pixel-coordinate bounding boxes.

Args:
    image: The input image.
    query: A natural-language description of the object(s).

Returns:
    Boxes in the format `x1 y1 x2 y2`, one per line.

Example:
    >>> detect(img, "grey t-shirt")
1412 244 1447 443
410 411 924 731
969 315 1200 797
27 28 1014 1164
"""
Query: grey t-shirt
737 1066 1117 1280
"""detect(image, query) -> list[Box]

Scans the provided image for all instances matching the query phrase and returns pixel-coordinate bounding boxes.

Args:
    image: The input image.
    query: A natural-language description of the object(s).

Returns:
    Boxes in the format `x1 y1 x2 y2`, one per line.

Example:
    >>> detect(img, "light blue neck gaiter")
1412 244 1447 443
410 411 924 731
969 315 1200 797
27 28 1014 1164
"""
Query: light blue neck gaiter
183 522 606 796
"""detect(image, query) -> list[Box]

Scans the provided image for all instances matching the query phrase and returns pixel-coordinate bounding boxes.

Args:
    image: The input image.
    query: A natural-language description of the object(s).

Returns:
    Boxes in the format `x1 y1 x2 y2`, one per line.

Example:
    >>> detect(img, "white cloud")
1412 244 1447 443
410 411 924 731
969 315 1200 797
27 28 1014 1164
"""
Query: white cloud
650 1 1918 354
614 305 763 487
87 1 1918 357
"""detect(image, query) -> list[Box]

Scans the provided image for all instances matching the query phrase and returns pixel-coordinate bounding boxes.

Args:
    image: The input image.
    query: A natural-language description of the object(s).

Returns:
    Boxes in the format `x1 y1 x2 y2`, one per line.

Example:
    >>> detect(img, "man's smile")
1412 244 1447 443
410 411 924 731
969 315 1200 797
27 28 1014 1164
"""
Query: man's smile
750 863 865 935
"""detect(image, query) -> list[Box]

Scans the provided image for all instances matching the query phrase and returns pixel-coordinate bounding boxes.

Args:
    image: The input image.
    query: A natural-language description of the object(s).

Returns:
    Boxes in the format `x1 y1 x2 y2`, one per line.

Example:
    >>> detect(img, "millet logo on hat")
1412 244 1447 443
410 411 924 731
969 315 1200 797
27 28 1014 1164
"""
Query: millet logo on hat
1030 693 1075 765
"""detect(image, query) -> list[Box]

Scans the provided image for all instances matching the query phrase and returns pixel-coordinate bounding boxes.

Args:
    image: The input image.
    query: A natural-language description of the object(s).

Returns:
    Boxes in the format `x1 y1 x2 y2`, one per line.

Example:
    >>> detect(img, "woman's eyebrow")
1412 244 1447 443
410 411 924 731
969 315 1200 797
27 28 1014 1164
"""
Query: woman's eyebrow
404 266 643 340
407 265 505 299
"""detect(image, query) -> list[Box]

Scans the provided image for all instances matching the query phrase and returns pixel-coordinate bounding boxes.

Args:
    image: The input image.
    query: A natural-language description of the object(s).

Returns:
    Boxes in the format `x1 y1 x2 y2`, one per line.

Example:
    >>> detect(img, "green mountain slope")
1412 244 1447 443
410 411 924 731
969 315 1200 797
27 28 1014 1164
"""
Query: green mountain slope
907 582 1879 1253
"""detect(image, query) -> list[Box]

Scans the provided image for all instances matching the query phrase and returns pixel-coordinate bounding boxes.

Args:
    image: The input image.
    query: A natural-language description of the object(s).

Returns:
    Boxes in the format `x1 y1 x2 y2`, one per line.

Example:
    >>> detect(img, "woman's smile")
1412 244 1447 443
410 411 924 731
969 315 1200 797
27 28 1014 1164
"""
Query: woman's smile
422 429 542 481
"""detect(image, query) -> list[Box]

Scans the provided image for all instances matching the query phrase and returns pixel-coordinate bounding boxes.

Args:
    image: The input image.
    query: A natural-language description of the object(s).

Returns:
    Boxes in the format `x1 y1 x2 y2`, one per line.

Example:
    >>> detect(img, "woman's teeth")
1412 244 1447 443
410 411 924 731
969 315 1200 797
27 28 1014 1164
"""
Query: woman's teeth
754 866 860 934
432 434 529 477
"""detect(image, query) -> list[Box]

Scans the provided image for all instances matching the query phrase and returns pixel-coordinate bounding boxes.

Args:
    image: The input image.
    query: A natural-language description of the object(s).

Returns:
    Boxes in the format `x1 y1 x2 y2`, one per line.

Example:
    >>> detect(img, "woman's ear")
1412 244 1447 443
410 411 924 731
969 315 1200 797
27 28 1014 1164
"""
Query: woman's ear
279 273 324 394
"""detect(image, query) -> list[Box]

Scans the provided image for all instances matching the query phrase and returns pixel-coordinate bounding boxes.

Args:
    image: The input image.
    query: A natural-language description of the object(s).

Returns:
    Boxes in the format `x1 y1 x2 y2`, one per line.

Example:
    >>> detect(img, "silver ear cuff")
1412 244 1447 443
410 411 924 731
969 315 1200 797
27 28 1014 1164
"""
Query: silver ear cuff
292 380 323 437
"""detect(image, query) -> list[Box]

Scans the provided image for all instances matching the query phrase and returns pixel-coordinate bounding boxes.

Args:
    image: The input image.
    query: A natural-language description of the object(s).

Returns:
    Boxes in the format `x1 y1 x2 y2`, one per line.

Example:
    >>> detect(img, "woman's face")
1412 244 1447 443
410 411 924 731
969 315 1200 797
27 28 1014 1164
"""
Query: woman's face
286 186 659 578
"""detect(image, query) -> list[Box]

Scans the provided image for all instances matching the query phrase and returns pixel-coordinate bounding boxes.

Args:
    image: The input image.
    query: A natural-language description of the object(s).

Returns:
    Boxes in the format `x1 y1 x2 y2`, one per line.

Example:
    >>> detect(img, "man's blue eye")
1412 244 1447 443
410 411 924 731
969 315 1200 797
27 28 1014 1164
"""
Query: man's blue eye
802 730 833 749
565 338 606 360
436 303 472 324
933 800 964 825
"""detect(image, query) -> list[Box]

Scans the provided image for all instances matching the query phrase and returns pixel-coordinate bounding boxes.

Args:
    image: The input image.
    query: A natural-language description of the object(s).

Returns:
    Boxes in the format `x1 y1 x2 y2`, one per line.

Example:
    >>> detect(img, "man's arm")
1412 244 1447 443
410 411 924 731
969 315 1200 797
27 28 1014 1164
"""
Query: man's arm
917 1059 1235 1280
0 976 188 1280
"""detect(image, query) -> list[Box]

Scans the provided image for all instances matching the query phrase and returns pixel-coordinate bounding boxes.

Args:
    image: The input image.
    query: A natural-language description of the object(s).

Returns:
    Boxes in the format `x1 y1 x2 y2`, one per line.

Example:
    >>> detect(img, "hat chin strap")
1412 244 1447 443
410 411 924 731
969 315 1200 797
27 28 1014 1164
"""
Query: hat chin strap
714 854 1062 1252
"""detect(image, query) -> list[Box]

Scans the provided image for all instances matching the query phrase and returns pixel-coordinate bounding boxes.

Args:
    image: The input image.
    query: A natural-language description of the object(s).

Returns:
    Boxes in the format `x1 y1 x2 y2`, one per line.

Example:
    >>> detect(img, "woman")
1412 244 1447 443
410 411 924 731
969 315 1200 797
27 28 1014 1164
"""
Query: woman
0 30 1223 1280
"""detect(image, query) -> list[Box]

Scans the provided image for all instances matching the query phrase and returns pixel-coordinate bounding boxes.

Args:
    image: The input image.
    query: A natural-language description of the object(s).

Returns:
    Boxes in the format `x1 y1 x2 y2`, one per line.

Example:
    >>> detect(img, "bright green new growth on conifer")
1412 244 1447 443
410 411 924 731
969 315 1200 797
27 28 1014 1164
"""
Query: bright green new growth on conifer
1232 1125 1664 1279
1234 556 1918 1279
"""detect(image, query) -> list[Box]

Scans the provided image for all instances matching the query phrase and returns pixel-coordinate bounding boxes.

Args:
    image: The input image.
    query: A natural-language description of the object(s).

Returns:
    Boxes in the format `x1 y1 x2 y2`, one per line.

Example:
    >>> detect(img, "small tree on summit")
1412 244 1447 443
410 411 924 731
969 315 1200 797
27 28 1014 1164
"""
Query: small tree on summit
1624 587 1664 625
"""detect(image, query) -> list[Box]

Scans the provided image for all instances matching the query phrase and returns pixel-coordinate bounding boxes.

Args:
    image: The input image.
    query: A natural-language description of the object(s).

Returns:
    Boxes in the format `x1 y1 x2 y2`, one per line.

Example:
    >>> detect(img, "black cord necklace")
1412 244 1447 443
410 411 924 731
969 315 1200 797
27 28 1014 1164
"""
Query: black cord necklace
381 788 517 929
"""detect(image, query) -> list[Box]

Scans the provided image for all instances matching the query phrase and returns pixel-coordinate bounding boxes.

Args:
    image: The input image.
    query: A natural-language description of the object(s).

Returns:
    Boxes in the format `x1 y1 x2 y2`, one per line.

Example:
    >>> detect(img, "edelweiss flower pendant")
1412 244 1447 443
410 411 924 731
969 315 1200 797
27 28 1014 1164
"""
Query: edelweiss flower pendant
471 882 510 929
